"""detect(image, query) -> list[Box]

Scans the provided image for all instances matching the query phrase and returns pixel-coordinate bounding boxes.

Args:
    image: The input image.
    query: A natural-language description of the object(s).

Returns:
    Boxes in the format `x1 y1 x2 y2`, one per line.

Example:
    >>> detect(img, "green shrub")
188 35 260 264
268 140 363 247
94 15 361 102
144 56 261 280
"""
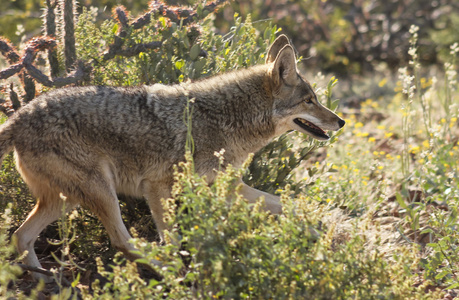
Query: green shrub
84 151 433 299
0 204 23 298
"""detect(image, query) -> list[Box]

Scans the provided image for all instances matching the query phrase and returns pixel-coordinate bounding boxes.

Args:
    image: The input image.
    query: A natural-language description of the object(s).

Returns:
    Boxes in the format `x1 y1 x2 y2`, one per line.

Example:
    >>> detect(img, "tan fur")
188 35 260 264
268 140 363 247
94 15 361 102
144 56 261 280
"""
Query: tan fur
0 35 345 281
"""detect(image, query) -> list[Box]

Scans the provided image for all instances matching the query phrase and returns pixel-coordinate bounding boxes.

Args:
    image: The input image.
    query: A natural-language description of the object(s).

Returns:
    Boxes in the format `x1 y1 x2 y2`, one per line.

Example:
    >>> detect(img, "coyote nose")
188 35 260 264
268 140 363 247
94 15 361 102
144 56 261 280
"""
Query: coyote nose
338 119 345 128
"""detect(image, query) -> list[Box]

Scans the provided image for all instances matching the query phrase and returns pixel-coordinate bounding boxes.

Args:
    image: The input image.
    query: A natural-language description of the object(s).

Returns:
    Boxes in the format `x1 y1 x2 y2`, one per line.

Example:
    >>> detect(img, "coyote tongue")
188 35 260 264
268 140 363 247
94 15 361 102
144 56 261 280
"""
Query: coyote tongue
294 118 329 139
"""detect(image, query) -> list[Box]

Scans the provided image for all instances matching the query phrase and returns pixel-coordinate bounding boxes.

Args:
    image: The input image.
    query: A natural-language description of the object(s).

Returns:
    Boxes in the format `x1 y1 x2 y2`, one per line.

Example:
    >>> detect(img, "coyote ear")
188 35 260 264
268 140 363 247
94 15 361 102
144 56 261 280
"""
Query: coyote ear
266 34 291 64
270 45 297 88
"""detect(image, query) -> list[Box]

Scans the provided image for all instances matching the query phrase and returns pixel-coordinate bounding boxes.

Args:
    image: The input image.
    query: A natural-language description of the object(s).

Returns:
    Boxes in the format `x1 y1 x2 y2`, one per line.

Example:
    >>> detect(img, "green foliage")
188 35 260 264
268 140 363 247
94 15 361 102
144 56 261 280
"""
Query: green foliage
3 0 459 75
420 208 459 289
429 13 459 63
88 153 429 299
75 10 279 86
390 29 459 290
0 204 23 298
223 0 459 73
0 0 42 45
159 155 421 299
0 0 149 45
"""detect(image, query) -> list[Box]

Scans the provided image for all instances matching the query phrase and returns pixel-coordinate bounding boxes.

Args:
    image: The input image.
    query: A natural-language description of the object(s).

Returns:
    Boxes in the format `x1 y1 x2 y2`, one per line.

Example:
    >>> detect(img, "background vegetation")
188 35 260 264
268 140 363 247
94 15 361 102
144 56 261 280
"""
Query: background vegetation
0 0 458 298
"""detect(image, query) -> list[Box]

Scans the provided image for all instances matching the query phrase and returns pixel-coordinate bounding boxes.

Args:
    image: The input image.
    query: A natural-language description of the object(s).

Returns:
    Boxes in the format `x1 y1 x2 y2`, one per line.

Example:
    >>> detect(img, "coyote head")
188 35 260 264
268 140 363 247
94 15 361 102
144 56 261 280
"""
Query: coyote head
267 35 345 140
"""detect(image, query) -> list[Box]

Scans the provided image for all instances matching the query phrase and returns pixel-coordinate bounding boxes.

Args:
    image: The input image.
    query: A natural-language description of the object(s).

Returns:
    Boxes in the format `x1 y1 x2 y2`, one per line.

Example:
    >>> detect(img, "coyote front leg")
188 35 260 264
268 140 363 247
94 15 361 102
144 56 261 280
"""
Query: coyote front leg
237 179 283 214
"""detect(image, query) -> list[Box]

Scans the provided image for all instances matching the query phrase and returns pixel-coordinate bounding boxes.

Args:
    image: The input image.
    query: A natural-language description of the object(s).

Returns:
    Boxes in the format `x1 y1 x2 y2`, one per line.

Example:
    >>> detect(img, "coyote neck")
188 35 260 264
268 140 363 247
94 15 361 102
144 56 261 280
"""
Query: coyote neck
186 65 275 149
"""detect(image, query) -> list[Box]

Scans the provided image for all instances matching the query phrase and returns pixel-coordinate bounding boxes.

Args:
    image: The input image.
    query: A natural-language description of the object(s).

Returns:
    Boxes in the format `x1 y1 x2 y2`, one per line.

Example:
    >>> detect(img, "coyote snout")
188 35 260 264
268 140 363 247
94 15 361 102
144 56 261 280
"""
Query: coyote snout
291 102 345 140
0 34 345 281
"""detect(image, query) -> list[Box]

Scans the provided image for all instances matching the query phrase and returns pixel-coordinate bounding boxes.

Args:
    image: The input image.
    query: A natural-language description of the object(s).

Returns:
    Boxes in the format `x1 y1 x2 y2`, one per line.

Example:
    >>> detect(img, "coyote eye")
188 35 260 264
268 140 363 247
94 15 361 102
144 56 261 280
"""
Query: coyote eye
304 98 312 104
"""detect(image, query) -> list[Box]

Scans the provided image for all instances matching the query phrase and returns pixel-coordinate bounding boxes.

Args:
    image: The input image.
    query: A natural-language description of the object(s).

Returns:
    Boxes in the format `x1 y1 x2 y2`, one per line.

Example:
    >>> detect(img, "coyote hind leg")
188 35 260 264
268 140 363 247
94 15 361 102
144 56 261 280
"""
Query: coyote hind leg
14 190 77 283
14 154 138 281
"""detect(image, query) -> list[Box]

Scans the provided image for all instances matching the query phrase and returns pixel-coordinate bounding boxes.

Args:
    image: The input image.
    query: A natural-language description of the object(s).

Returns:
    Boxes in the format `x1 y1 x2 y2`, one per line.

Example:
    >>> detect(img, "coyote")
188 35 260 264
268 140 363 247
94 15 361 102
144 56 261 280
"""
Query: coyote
0 35 344 281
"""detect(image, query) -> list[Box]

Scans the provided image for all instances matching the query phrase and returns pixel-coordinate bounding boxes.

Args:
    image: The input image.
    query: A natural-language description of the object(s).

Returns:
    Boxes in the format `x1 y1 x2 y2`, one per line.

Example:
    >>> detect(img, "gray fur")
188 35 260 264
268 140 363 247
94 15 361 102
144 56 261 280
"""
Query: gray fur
0 35 345 281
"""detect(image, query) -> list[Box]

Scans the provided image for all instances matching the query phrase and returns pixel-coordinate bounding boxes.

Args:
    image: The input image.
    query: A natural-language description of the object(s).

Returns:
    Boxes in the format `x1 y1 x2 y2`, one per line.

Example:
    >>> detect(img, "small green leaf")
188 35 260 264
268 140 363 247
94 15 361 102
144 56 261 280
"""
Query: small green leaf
263 27 272 40
420 228 434 235
175 60 185 70
331 99 340 111
71 272 81 287
288 156 297 168
134 258 150 265
395 193 408 209
435 270 449 280
446 207 457 226
112 23 119 34
413 214 420 230
194 58 206 73
190 44 201 60
183 35 190 48
446 282 459 289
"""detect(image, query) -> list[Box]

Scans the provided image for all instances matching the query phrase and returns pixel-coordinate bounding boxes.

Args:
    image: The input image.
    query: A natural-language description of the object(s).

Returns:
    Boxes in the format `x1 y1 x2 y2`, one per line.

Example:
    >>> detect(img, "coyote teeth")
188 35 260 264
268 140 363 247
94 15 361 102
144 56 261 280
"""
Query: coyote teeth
299 118 321 131
294 118 327 138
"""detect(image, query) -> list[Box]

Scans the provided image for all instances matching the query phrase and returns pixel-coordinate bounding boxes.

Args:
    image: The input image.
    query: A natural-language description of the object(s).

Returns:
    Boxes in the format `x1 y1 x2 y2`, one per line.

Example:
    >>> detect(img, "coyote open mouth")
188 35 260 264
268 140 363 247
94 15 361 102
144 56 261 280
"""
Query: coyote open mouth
294 118 329 139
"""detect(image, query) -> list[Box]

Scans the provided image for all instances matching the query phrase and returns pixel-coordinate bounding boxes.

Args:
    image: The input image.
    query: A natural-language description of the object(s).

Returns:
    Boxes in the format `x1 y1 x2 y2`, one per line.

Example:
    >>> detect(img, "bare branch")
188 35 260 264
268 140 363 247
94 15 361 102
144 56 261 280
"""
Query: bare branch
25 60 89 87
0 38 20 63
52 61 90 87
21 37 57 88
22 73 36 103
0 37 88 88
133 0 227 29
9 83 21 110
132 11 152 29
104 41 163 61
63 0 77 71
24 65 54 86
0 64 23 80
200 0 227 14
114 5 130 30
0 97 13 116
45 0 60 77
